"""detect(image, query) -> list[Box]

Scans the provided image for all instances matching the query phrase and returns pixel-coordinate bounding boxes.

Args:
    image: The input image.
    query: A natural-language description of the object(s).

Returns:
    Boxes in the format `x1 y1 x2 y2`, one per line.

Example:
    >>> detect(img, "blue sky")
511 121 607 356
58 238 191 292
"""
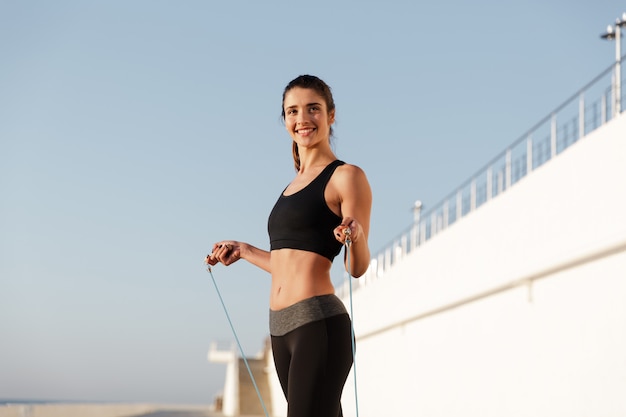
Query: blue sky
0 0 622 405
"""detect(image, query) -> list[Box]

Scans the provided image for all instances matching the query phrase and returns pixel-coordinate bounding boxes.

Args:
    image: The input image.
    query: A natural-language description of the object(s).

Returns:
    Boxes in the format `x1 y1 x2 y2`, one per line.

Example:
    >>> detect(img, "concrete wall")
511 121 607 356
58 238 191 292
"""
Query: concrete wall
222 355 239 416
338 114 626 417
265 344 287 417
266 346 286 417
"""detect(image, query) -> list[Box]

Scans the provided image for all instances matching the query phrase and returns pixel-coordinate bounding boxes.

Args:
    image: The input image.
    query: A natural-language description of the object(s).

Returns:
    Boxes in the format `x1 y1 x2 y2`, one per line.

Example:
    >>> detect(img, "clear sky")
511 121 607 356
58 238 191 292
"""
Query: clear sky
0 0 622 405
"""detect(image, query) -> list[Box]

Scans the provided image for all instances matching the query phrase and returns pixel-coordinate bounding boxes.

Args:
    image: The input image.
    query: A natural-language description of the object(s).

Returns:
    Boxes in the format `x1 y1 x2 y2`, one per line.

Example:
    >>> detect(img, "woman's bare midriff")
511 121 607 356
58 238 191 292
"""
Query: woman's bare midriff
269 249 336 310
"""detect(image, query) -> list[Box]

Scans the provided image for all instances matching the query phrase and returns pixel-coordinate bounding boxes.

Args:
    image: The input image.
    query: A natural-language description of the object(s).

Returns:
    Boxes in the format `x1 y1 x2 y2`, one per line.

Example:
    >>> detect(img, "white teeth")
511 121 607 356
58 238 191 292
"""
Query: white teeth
298 128 314 134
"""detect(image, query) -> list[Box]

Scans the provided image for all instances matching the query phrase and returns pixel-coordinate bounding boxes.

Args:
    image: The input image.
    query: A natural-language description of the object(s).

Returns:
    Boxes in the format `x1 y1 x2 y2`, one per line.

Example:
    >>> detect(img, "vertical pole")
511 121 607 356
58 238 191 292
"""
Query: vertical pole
486 167 492 201
616 23 622 114
431 212 437 235
400 235 407 258
384 248 391 271
579 92 585 139
413 201 422 224
470 179 476 211
395 240 402 263
612 70 617 119
550 113 557 158
410 226 417 252
527 134 533 174
505 149 512 190
411 201 422 250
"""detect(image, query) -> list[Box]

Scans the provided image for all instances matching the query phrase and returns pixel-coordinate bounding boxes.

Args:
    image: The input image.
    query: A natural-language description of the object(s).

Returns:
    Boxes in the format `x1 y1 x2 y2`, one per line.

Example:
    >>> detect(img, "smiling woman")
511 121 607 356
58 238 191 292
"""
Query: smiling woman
281 75 336 172
205 74 372 417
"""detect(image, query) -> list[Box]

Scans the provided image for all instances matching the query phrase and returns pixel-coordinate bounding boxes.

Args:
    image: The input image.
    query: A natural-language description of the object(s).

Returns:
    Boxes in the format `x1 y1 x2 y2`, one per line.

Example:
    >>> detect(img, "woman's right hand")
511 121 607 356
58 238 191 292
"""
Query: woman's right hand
205 241 241 266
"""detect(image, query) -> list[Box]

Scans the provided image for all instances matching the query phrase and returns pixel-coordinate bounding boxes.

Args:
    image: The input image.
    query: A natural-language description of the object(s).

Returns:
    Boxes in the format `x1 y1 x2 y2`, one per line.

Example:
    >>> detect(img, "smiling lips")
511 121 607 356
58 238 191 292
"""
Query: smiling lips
297 127 316 136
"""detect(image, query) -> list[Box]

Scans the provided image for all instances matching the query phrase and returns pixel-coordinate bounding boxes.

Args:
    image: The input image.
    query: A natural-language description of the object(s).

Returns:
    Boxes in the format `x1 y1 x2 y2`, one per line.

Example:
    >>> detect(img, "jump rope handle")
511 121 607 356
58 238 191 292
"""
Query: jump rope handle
344 227 352 247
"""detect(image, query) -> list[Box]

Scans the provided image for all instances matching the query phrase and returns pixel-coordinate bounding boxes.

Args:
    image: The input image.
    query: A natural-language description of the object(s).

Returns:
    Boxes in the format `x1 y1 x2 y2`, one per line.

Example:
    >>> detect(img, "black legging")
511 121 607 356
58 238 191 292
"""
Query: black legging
271 313 354 417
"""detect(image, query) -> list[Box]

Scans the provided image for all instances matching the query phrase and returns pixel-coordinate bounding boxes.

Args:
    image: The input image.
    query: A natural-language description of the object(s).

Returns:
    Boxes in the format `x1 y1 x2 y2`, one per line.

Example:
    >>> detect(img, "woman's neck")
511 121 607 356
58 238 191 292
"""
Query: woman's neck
297 148 336 174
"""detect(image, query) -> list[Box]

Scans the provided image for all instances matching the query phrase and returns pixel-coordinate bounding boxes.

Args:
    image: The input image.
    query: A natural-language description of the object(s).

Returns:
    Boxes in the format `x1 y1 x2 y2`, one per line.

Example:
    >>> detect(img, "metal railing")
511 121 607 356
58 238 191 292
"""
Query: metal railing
338 58 625 296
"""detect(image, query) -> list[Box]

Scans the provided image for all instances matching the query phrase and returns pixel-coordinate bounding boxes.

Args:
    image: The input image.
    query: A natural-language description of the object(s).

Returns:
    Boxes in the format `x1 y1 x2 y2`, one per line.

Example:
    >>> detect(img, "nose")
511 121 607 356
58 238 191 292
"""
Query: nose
295 111 309 125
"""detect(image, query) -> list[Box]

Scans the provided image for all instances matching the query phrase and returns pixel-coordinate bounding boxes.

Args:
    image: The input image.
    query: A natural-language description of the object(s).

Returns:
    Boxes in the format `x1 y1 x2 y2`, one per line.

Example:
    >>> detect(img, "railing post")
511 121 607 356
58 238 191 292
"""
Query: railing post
470 179 476 211
611 71 617 119
551 113 557 158
411 201 422 251
392 241 398 263
615 23 622 115
431 212 437 235
456 190 462 220
526 134 533 174
600 90 606 124
443 200 449 227
385 248 392 271
505 149 512 190
486 166 492 201
377 254 384 278
579 92 585 139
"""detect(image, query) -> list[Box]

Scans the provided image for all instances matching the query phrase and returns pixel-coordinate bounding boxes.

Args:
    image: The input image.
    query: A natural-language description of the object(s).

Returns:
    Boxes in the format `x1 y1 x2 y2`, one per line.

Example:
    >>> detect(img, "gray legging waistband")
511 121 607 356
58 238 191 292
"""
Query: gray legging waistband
269 294 348 336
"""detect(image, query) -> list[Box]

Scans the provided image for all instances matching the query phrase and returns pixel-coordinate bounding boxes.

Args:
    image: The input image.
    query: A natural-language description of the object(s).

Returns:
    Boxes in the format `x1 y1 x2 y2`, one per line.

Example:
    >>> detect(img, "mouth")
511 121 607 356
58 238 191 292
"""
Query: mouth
296 127 316 136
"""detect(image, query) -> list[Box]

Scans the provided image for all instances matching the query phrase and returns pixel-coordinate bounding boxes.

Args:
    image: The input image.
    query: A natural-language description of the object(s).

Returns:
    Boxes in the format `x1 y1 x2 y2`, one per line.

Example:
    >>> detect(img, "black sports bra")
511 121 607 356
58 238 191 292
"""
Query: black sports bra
267 160 345 261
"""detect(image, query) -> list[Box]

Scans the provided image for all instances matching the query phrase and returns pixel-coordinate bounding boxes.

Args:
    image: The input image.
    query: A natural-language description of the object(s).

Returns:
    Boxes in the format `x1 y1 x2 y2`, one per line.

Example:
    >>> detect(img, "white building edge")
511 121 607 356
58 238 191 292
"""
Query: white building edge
209 58 626 417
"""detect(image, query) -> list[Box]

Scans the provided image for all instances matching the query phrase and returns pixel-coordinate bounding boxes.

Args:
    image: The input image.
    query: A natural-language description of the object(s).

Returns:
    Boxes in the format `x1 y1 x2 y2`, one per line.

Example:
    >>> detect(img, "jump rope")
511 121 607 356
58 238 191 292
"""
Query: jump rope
206 227 360 417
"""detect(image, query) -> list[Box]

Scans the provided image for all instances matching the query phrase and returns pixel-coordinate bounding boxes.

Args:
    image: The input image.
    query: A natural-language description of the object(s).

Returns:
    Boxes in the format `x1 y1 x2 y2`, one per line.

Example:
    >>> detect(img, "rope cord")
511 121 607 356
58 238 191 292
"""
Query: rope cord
345 231 360 417
206 266 270 417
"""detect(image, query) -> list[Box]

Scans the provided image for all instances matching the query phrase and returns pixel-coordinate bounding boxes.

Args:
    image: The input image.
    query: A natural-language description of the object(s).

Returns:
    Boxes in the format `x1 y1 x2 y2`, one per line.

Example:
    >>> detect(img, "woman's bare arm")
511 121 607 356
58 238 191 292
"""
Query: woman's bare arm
332 164 372 277
206 241 271 273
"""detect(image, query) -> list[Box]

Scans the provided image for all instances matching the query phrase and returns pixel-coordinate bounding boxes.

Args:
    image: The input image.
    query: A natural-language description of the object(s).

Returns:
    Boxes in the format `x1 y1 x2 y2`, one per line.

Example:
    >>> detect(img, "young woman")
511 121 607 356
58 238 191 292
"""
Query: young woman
206 74 372 417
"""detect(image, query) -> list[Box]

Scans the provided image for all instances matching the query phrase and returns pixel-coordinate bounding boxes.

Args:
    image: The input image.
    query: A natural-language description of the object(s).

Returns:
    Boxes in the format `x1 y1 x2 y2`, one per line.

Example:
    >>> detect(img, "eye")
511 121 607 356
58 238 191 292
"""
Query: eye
286 109 297 116
309 106 321 113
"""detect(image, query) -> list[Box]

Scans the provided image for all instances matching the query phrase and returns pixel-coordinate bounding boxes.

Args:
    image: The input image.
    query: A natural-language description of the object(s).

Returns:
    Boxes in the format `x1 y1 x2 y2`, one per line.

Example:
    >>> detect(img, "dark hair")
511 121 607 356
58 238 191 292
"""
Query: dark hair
281 75 335 171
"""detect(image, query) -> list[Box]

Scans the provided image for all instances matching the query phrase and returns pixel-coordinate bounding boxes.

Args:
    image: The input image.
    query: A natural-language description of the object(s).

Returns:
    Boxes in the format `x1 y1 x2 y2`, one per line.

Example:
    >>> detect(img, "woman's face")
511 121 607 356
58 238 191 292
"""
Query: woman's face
283 87 335 148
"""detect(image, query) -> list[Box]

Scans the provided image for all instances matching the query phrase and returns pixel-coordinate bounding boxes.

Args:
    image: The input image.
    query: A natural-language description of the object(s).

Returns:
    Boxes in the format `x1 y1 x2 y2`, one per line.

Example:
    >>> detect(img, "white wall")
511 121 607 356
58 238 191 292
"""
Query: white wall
222 355 239 416
339 114 626 417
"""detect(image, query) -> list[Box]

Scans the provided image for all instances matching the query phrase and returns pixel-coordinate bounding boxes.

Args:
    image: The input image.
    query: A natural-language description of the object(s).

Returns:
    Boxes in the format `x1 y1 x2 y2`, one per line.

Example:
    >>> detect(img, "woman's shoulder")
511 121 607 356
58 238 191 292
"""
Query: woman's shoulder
334 161 370 188
336 160 367 176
